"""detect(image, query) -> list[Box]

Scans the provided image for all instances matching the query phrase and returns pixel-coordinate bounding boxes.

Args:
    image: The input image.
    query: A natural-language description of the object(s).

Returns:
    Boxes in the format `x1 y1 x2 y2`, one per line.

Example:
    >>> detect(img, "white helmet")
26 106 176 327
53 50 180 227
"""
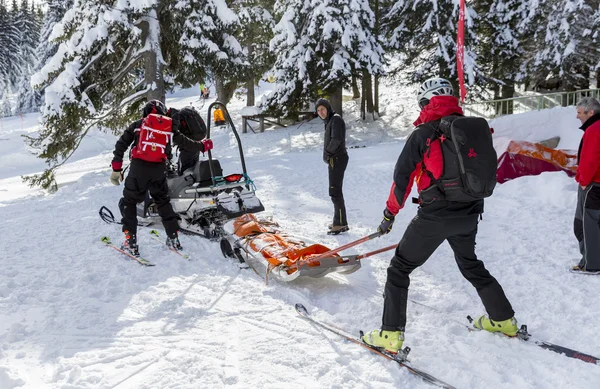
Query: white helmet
417 78 454 108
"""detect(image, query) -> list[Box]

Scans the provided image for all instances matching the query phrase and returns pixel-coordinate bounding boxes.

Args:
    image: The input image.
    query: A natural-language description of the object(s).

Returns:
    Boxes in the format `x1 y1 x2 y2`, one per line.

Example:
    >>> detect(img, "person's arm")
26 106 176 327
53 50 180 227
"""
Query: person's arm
385 127 430 214
325 116 345 155
112 120 139 165
576 126 600 187
172 128 212 153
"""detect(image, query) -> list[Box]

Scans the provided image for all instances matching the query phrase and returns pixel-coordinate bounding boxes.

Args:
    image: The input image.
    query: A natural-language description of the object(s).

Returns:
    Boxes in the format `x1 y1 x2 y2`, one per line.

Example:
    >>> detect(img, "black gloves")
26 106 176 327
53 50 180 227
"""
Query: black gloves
377 208 395 234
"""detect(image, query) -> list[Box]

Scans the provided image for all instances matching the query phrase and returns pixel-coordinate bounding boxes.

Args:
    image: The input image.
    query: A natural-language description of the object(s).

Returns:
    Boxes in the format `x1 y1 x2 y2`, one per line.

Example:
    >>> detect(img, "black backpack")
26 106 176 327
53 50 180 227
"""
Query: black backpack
179 106 207 140
421 116 497 203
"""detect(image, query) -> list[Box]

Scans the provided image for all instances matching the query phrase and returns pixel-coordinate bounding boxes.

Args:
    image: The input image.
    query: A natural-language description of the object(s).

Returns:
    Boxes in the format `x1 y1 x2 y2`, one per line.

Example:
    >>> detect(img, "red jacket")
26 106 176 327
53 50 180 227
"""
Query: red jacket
576 115 600 186
386 96 463 214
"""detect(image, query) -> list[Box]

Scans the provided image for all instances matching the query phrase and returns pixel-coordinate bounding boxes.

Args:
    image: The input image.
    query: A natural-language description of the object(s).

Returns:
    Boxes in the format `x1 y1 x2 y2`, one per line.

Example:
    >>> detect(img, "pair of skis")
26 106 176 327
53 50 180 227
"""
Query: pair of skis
100 229 190 267
296 303 600 389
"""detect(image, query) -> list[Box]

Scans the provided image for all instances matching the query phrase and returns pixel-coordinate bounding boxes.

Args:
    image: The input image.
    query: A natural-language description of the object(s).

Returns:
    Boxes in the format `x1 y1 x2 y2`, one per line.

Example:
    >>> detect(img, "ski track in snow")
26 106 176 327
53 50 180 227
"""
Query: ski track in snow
1 86 599 388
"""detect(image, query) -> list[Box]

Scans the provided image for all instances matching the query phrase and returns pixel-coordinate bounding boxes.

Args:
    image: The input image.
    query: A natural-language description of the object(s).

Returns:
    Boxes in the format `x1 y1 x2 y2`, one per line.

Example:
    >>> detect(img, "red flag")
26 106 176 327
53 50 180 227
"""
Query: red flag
457 0 467 103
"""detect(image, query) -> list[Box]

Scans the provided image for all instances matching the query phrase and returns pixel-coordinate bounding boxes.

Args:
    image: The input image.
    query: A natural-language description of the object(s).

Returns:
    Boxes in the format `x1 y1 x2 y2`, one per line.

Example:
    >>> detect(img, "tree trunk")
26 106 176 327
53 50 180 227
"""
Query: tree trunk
216 76 237 105
500 82 515 115
374 74 379 116
363 69 374 118
351 73 360 99
373 0 380 115
360 78 366 120
329 86 343 116
246 41 255 106
140 12 165 103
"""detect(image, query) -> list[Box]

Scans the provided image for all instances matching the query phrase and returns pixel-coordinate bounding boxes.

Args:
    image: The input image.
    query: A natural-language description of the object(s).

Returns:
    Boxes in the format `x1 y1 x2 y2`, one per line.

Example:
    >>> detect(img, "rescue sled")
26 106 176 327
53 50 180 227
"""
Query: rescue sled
137 102 265 237
218 214 395 282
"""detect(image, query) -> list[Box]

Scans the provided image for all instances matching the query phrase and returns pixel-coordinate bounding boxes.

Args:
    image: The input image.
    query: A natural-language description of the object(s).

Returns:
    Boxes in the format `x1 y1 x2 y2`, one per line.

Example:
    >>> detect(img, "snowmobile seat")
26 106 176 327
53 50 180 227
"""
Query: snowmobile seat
194 159 223 187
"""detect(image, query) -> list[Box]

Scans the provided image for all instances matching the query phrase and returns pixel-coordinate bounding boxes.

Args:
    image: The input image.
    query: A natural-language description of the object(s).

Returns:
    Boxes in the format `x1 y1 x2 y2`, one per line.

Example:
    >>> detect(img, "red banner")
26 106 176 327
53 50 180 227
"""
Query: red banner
457 0 466 103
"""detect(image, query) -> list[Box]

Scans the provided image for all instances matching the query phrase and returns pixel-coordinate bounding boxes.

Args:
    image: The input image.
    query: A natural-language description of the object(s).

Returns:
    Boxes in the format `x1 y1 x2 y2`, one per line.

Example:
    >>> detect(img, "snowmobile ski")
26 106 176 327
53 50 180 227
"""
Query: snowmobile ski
100 236 154 266
467 316 600 366
295 303 456 389
149 230 191 260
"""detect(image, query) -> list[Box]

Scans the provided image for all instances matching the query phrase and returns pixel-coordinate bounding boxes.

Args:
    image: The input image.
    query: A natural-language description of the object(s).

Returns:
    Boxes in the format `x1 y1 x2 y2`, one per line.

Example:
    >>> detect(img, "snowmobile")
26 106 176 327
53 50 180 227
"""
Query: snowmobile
136 101 265 238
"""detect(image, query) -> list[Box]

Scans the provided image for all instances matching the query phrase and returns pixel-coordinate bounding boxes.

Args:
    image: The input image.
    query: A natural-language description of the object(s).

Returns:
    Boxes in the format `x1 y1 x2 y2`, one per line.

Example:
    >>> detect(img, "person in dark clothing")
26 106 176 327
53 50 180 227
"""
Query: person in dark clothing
573 97 600 273
361 78 518 354
316 98 349 234
167 107 208 175
110 100 213 256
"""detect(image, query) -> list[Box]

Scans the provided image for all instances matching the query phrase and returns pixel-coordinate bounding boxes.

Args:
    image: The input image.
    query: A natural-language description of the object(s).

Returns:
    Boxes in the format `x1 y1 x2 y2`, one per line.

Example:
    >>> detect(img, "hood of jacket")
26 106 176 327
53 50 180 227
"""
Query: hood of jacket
413 95 464 126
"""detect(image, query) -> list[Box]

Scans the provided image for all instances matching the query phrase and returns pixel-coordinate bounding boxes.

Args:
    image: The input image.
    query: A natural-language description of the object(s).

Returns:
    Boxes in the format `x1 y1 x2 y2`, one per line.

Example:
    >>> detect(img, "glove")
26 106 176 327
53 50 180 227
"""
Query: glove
110 161 123 186
201 139 213 152
323 153 332 164
377 208 395 234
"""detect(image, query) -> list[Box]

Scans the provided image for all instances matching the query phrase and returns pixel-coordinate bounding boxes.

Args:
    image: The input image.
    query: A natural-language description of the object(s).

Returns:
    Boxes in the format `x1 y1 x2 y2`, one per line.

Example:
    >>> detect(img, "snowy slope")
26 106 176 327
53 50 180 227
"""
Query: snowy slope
1 86 599 389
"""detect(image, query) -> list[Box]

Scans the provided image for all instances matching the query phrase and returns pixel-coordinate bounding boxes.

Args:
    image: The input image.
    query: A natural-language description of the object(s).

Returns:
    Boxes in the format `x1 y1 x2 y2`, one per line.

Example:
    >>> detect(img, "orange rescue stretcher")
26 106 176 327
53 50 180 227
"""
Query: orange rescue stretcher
223 214 395 282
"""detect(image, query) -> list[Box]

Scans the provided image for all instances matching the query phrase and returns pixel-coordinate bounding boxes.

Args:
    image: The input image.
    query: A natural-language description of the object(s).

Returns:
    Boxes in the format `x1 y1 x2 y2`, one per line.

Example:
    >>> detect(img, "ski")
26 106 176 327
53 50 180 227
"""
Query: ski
149 230 191 260
466 316 600 366
295 303 456 389
100 236 155 266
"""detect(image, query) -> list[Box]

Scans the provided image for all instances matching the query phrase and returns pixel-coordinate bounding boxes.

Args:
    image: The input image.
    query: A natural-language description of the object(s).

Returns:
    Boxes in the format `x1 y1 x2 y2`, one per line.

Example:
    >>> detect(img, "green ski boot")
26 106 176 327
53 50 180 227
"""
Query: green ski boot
473 315 519 337
361 329 404 354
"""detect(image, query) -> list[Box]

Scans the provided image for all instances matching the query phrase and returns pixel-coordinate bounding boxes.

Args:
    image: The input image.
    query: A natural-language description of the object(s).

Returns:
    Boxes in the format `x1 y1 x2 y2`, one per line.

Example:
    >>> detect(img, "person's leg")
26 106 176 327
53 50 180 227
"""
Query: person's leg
582 185 600 270
446 216 514 321
148 176 180 239
328 154 348 226
119 168 147 237
381 213 447 330
574 186 586 266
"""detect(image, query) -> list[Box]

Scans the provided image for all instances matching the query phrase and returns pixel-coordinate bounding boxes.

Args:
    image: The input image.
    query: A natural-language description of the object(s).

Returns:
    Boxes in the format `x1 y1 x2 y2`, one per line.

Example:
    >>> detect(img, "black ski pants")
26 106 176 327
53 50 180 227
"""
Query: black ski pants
328 153 349 226
381 211 514 331
574 183 600 271
119 159 179 238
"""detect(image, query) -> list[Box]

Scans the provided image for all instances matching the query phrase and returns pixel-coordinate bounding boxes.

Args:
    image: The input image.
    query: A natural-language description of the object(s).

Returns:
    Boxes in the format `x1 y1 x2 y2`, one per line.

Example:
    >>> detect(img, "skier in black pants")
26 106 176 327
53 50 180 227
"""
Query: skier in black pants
316 98 349 234
361 78 518 354
110 100 213 256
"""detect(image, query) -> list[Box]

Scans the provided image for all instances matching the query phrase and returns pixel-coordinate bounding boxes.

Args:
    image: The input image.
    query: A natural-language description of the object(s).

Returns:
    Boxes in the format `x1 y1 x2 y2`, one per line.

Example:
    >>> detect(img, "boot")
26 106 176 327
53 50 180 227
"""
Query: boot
121 230 140 257
327 225 349 235
361 329 404 354
166 232 183 250
473 315 519 337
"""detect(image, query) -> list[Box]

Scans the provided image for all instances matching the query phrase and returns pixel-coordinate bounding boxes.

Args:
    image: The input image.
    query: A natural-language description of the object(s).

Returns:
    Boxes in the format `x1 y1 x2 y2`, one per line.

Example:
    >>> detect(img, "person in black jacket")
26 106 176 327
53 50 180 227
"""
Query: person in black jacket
361 79 517 355
316 98 349 234
110 100 214 256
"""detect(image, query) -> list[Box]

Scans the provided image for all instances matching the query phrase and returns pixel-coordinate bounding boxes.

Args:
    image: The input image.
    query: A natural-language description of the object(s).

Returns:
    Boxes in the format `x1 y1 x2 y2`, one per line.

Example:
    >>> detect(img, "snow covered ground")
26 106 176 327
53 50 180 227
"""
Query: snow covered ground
1 84 599 389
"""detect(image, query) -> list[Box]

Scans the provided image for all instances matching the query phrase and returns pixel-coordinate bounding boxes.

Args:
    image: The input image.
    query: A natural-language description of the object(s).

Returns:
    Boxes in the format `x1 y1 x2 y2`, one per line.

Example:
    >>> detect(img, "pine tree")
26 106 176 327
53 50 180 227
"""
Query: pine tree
267 0 384 115
15 0 42 113
5 0 23 92
0 0 10 96
176 0 248 104
235 0 275 106
472 0 530 107
25 0 169 190
521 0 599 93
385 0 477 92
19 0 70 112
